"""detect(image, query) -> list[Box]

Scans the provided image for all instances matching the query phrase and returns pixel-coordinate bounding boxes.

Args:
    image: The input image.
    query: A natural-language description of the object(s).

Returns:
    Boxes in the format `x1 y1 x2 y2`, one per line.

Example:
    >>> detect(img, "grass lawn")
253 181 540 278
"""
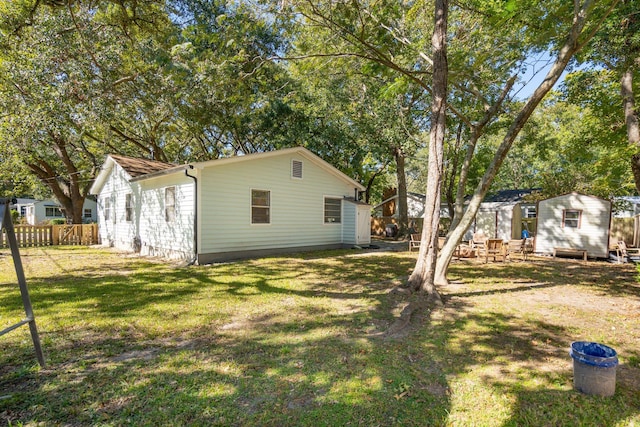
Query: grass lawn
1 245 639 426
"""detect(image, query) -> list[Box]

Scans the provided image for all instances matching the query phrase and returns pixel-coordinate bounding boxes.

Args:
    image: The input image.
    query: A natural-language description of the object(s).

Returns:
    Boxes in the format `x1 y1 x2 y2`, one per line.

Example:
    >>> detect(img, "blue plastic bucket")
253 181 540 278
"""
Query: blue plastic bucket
570 341 618 396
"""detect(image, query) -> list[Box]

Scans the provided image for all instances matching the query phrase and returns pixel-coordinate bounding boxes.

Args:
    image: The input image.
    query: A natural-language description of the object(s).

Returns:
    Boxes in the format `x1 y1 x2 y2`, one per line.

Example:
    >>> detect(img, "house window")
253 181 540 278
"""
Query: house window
525 206 537 218
324 198 342 223
251 189 270 224
165 187 176 222
125 193 133 222
292 160 303 179
104 197 111 221
20 206 27 217
45 206 63 217
563 209 581 228
84 209 92 219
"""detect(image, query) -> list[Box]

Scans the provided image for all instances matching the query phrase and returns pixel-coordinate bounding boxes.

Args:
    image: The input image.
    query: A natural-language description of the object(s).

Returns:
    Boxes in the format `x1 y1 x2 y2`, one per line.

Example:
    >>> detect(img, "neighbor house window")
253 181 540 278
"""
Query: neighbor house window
104 197 111 221
251 189 270 224
84 209 92 219
563 209 581 228
165 187 176 222
324 198 342 223
45 206 63 217
125 193 133 222
525 206 537 218
292 160 303 179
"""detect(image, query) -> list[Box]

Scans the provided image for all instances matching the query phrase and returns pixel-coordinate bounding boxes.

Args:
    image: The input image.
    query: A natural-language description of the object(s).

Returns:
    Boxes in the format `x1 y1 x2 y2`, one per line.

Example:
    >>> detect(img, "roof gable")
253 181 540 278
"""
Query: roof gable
90 154 176 195
92 148 364 193
145 147 365 190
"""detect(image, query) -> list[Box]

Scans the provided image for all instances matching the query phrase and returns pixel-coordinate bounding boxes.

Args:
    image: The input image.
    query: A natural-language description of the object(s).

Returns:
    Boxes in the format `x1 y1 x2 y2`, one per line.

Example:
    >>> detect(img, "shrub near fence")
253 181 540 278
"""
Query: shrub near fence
0 224 98 248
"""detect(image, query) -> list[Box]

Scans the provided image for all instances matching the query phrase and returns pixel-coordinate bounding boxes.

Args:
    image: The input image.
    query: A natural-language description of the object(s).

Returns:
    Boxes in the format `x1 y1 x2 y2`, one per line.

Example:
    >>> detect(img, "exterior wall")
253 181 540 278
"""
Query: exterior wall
474 202 521 241
197 152 359 259
343 202 356 245
94 163 195 260
137 174 195 260
95 162 138 250
535 193 611 258
343 201 371 246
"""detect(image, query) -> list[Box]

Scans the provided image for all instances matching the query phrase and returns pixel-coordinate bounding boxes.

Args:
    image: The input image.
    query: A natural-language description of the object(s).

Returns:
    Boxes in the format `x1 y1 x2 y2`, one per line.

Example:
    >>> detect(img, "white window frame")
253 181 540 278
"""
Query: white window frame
125 193 133 222
324 197 342 224
45 206 63 218
103 196 113 222
251 189 271 224
525 206 537 218
165 187 176 223
562 209 582 229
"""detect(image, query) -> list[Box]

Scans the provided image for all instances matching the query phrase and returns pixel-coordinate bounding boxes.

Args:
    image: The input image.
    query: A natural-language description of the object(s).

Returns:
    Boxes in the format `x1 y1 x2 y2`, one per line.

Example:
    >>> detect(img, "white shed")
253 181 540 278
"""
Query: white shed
90 147 371 263
535 193 611 259
465 189 539 242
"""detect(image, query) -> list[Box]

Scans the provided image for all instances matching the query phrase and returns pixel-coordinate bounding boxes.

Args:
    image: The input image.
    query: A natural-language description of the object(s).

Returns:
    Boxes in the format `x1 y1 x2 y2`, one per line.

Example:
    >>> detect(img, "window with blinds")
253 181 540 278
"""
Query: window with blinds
324 198 341 223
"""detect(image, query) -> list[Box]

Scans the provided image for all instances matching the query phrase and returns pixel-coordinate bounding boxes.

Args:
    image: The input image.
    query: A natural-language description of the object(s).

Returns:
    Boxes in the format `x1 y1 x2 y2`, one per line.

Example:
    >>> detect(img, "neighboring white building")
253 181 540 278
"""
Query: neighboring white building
15 198 97 225
89 147 371 263
471 189 540 241
535 192 612 259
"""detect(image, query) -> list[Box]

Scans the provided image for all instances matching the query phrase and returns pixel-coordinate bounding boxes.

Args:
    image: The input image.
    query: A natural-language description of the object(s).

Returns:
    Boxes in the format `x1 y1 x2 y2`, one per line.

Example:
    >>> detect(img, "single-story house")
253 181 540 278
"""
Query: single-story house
535 192 611 259
89 147 371 263
14 198 97 224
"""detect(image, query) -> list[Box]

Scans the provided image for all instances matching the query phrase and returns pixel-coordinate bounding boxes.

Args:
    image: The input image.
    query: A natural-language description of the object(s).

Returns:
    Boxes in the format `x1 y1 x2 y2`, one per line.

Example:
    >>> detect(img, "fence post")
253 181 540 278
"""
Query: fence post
51 225 59 245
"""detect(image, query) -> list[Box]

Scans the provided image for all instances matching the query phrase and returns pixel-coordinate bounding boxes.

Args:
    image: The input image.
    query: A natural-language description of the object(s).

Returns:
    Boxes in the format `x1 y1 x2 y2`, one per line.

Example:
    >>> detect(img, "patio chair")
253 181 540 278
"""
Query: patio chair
616 240 640 263
409 233 421 252
481 238 506 263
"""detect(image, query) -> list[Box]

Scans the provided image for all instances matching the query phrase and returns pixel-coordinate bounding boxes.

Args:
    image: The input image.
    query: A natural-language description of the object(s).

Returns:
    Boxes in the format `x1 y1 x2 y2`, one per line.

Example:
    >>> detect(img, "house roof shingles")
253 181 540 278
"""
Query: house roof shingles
483 188 541 203
108 154 176 178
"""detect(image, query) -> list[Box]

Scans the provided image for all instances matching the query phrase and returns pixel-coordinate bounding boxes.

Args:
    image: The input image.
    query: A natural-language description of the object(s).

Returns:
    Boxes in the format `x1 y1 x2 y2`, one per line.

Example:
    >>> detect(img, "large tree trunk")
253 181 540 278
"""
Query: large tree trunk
26 135 93 224
406 0 447 303
622 66 640 194
434 0 600 286
394 146 409 237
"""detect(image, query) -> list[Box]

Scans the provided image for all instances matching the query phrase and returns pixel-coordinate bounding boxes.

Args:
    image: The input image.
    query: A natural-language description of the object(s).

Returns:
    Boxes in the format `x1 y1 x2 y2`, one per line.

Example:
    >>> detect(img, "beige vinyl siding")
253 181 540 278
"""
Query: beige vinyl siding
535 193 611 258
198 153 356 254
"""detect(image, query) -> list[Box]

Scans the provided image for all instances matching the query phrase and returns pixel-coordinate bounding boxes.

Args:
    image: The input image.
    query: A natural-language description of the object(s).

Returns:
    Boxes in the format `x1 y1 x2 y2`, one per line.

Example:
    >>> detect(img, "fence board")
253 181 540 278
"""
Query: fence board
1 224 97 248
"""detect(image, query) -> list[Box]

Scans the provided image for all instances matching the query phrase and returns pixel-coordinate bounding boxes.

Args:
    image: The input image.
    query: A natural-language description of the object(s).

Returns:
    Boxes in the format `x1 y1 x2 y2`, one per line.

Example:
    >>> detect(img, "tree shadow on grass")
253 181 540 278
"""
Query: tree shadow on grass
1 248 639 426
448 256 640 299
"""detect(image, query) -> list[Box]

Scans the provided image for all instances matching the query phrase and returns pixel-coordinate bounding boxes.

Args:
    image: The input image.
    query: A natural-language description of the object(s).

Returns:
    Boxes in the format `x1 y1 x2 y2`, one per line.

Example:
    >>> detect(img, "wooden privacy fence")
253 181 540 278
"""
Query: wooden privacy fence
0 224 98 248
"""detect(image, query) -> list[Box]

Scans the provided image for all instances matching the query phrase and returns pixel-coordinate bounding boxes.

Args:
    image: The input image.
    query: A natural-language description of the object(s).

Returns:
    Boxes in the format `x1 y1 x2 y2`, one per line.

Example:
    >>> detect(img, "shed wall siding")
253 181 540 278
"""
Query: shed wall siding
198 153 357 254
343 203 357 245
536 194 611 258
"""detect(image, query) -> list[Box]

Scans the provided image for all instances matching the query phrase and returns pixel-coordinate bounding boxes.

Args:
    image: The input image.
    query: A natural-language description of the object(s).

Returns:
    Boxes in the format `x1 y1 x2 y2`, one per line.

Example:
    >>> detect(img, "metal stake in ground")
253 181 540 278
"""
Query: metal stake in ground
0 198 45 367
